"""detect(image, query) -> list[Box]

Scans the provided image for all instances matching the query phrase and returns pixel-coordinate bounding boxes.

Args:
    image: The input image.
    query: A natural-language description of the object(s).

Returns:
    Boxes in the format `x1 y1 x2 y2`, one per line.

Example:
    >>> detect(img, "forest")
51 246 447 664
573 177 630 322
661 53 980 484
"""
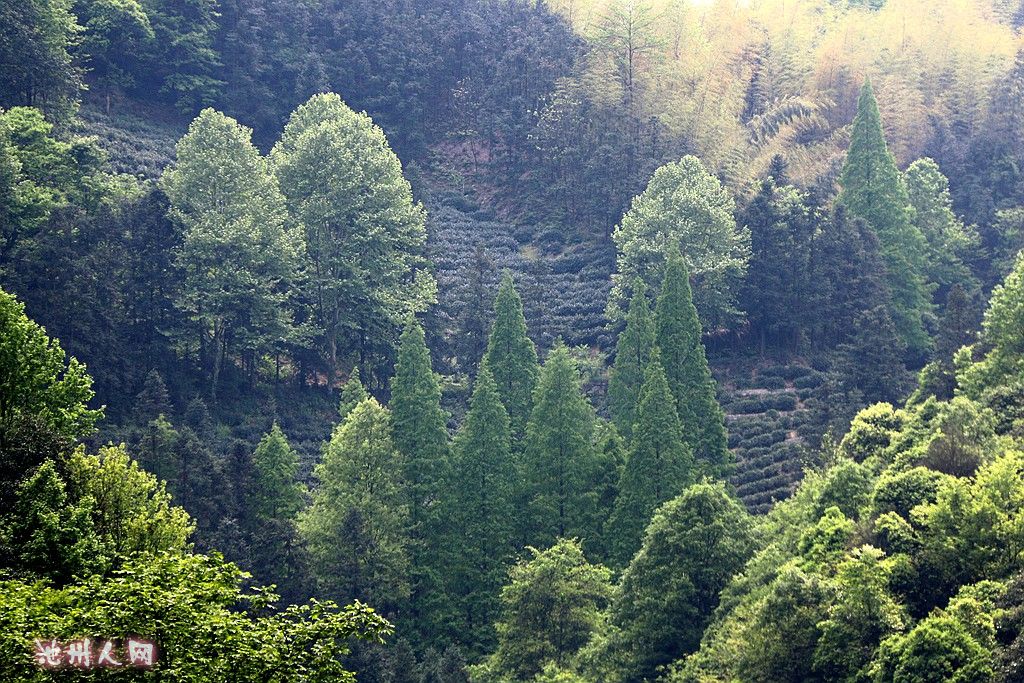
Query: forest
1 0 1024 679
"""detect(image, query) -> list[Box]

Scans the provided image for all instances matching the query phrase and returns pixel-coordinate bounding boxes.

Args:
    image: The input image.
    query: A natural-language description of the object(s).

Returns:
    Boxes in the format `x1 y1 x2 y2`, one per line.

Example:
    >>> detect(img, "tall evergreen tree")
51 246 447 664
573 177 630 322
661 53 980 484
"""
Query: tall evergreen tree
444 364 516 654
391 316 450 642
591 420 626 562
826 305 912 433
808 206 894 349
608 349 694 566
299 398 409 615
133 369 172 423
839 79 932 357
523 342 600 549
654 249 730 476
339 367 368 420
607 279 656 441
935 283 979 363
739 177 815 350
482 272 539 443
392 318 450 527
252 423 305 522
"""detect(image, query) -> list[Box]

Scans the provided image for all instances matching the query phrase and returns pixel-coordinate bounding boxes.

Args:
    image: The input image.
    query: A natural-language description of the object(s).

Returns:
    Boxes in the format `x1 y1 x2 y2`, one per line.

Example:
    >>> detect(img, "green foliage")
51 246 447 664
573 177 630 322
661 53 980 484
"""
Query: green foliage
607 279 655 441
391 318 450 530
443 365 516 654
740 177 815 348
252 424 305 521
76 0 154 95
0 0 82 120
338 368 369 420
0 287 101 445
831 305 913 411
872 611 994 683
813 546 907 681
960 253 1024 421
838 80 932 357
482 272 539 442
735 564 832 683
904 158 980 296
0 551 391 681
478 539 612 682
654 249 730 476
608 155 750 332
1 458 104 583
163 108 302 397
300 398 410 614
607 350 693 566
272 93 434 384
66 444 193 562
523 342 600 549
140 0 223 112
607 482 757 681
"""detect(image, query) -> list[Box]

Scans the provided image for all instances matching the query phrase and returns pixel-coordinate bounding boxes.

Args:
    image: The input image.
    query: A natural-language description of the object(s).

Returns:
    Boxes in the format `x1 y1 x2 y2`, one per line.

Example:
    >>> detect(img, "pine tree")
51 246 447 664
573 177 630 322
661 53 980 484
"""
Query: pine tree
252 423 305 521
391 317 450 642
591 420 626 562
338 367 368 419
608 350 694 566
135 413 180 486
739 178 815 350
392 318 450 529
299 398 409 614
808 206 894 349
482 272 539 443
839 79 932 357
444 364 516 654
134 369 172 423
826 305 911 433
654 249 730 477
607 279 656 441
523 342 600 548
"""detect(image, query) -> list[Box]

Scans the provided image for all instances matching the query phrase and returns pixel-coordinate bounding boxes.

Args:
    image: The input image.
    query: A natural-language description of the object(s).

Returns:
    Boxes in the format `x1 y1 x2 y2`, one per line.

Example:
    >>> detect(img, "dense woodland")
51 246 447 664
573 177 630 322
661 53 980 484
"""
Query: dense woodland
2 0 1024 680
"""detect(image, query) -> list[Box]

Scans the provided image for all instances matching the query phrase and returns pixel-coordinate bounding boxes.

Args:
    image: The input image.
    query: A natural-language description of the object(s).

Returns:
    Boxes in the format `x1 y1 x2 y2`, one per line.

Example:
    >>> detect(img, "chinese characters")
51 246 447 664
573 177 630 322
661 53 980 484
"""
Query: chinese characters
33 637 157 669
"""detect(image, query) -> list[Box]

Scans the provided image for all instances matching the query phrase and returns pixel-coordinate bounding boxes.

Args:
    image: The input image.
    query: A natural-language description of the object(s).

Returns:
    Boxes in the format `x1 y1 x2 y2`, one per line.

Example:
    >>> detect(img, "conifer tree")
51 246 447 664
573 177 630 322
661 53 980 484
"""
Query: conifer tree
338 367 368 419
391 317 450 642
935 284 979 363
391 317 450 529
739 178 815 350
607 279 655 441
839 79 932 357
135 413 180 486
654 248 730 476
826 305 911 432
523 342 599 548
482 272 539 442
444 364 516 653
591 420 626 562
299 398 409 614
134 369 172 423
608 349 694 566
252 423 305 521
